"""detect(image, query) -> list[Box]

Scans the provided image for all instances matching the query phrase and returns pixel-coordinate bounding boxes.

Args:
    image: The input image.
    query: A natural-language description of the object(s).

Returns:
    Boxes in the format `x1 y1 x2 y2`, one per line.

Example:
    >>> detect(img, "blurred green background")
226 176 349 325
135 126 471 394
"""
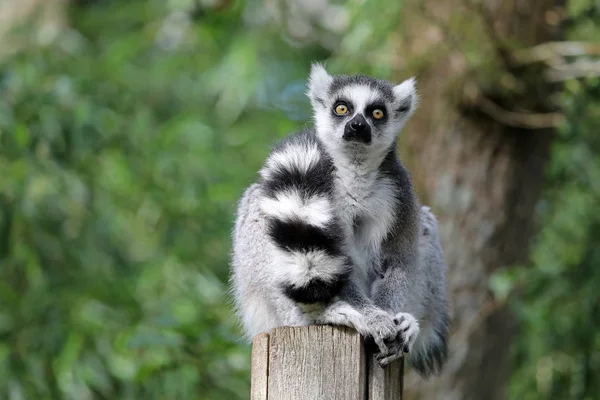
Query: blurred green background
0 0 598 399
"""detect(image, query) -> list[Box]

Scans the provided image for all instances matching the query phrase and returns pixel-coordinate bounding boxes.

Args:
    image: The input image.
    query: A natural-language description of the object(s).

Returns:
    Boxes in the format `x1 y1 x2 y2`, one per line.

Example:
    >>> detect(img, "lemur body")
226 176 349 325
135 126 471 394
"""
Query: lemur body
231 64 449 376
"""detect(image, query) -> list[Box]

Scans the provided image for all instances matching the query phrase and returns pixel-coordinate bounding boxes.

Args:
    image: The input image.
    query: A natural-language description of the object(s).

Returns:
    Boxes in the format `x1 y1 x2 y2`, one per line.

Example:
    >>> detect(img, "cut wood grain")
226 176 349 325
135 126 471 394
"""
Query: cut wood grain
250 325 403 400
251 332 270 400
368 352 404 400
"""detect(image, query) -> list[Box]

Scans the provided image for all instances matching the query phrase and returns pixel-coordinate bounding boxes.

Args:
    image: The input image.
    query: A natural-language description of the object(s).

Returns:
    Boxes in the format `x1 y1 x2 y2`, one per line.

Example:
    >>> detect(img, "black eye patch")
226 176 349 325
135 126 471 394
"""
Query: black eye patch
395 95 412 113
331 98 354 117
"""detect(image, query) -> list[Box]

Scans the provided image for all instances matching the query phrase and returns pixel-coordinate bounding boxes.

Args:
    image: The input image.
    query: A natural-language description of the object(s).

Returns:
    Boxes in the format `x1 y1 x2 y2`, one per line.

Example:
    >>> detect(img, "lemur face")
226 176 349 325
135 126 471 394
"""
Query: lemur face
306 63 418 153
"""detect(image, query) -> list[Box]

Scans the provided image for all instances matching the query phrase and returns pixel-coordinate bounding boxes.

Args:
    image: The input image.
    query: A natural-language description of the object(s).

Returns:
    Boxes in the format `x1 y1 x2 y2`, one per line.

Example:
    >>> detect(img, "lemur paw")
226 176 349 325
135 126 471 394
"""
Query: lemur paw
362 309 400 356
376 313 420 367
420 205 438 238
395 312 420 350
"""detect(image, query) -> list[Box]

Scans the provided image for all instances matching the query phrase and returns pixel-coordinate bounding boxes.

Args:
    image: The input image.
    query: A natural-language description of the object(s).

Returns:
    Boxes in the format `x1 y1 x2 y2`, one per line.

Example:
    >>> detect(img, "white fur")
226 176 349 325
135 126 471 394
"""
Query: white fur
306 62 333 105
338 85 381 119
260 189 332 228
274 249 348 287
334 173 398 279
239 293 280 339
261 142 322 180
351 178 398 249
393 77 419 116
312 301 376 339
395 312 420 348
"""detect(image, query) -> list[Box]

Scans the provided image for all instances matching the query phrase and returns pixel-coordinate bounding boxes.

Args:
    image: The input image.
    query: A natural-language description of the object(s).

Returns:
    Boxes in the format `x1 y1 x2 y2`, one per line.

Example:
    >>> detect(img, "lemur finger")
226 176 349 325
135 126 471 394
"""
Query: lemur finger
377 337 405 365
377 350 404 367
394 316 412 331
393 312 420 354
372 334 389 355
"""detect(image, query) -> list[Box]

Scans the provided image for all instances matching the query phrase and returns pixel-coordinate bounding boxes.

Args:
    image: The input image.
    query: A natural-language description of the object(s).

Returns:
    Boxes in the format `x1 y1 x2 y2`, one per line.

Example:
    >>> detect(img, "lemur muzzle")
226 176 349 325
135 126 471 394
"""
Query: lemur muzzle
343 114 372 144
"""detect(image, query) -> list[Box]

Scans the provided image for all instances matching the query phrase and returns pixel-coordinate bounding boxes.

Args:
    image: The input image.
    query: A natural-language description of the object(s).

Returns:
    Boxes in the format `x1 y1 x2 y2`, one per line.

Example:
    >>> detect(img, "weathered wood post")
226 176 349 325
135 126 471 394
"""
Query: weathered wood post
251 325 404 400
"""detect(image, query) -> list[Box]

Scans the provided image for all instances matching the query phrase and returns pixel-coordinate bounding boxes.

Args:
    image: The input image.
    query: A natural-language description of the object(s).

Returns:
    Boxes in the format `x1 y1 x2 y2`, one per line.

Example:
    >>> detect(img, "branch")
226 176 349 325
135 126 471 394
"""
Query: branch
546 59 600 82
476 97 565 129
513 41 600 65
463 82 565 129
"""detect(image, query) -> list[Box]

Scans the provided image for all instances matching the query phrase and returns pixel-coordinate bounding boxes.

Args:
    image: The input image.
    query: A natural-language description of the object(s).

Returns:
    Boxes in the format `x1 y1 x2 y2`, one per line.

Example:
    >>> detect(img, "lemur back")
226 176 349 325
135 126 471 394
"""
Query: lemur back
231 63 449 378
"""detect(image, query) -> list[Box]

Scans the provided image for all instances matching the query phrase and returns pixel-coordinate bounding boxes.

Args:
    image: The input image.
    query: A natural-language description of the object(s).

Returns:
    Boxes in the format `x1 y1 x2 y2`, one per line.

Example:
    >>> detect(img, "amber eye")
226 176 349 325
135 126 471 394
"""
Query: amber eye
372 109 385 119
335 104 349 115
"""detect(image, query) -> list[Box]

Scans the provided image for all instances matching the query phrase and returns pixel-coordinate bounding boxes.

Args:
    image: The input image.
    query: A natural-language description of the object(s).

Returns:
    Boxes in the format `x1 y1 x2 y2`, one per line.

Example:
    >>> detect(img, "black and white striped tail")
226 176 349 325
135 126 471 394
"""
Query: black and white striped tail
259 130 351 304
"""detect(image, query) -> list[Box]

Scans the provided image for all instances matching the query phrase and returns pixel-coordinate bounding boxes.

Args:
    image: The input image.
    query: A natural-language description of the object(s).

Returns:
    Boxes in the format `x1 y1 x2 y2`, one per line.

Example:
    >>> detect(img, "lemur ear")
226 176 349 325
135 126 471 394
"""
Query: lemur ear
307 62 333 107
393 77 419 115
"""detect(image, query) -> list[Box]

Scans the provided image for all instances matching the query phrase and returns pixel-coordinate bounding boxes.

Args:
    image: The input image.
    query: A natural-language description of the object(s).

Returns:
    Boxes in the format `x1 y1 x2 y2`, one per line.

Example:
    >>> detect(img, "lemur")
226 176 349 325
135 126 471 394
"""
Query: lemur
230 63 449 377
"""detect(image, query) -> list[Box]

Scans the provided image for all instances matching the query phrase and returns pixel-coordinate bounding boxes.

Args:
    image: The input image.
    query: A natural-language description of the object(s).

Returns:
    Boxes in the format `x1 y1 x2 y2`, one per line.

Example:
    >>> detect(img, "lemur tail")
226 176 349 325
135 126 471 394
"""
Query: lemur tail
409 314 450 378
259 134 351 304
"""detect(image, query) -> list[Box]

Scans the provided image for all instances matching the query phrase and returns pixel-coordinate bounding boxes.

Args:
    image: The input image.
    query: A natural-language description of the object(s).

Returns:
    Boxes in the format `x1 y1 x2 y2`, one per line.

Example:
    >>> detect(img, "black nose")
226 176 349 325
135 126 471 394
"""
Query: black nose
350 120 365 131
343 114 371 144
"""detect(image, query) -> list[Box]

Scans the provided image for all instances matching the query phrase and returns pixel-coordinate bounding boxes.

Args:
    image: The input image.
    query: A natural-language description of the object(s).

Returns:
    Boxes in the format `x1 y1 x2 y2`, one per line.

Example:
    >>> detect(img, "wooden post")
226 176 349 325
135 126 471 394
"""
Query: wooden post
251 325 404 400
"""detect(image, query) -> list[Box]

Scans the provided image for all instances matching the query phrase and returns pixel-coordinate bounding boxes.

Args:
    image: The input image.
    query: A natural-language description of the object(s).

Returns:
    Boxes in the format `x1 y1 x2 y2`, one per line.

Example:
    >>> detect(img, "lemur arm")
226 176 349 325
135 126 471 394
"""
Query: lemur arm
371 206 450 376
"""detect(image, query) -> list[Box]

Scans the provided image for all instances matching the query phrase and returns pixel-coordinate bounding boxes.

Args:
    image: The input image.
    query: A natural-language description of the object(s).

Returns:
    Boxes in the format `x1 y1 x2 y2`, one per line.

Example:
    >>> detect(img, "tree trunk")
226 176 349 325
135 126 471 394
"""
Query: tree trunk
396 1 564 399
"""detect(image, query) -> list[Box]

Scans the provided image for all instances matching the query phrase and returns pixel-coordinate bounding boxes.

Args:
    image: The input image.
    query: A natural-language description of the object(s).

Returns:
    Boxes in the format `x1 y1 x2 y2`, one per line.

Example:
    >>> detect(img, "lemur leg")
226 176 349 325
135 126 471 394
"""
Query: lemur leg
374 206 450 373
369 247 422 364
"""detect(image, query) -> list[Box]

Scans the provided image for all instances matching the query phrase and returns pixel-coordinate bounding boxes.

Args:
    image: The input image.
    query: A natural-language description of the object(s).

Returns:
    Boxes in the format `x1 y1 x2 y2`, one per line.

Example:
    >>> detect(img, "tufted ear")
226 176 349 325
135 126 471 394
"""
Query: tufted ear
306 62 333 107
393 77 419 115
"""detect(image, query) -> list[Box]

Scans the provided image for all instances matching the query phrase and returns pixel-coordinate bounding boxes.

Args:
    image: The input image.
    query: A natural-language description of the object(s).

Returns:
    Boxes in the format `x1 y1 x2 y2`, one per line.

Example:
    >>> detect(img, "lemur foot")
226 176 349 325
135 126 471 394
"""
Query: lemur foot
362 308 402 356
376 312 420 367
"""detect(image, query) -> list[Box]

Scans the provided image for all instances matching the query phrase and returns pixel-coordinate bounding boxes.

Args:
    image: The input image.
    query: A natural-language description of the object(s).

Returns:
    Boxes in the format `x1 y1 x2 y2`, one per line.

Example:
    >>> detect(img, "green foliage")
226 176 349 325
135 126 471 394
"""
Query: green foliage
508 79 600 400
508 4 600 398
0 0 409 396
0 1 318 398
2 0 599 398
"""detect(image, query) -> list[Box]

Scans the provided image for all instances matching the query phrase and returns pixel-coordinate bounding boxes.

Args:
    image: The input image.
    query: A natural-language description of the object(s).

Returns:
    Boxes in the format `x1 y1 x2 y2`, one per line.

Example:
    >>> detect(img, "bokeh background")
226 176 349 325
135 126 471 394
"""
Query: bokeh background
0 0 599 399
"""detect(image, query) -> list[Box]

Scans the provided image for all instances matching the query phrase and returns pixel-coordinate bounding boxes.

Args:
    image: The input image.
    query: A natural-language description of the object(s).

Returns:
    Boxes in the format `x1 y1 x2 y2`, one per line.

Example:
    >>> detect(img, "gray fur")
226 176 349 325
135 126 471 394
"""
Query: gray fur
230 62 449 378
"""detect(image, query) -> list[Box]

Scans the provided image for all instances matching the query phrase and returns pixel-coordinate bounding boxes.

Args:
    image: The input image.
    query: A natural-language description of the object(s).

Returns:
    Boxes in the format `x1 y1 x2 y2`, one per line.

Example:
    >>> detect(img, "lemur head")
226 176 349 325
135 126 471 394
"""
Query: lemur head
306 62 418 155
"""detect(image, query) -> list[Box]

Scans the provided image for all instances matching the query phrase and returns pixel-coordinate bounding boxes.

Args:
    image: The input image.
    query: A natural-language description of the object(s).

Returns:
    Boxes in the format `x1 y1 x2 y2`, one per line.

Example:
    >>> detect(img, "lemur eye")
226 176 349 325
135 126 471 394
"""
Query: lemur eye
372 109 385 119
334 104 349 115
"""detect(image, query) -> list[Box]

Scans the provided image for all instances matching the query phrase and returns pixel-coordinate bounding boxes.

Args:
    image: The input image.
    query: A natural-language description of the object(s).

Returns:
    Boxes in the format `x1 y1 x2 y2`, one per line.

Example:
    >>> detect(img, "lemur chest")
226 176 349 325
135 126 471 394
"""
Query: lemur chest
333 173 397 255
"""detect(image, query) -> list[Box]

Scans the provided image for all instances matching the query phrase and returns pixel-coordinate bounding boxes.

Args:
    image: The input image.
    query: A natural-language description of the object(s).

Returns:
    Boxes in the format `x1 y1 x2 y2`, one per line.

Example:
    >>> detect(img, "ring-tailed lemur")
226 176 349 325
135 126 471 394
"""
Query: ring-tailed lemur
230 63 449 377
